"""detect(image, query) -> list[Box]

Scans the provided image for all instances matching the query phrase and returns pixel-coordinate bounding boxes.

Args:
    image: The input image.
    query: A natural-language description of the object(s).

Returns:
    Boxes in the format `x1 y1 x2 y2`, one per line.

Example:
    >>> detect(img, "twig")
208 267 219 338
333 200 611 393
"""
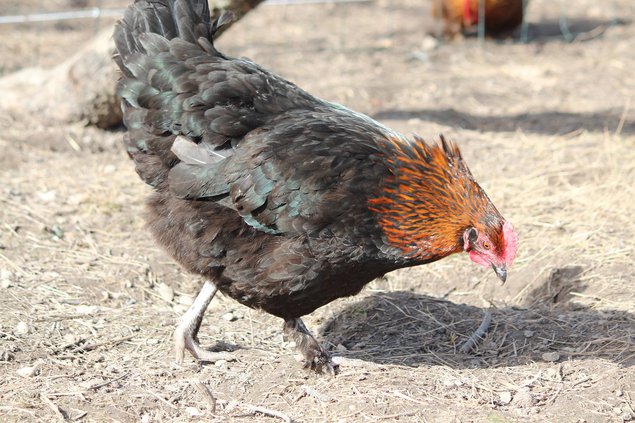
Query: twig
615 98 631 137
69 335 135 353
191 380 216 414
71 411 88 421
145 390 178 410
87 372 130 390
391 390 427 405
376 411 418 419
40 394 65 422
246 405 293 423
460 310 493 353
302 385 331 403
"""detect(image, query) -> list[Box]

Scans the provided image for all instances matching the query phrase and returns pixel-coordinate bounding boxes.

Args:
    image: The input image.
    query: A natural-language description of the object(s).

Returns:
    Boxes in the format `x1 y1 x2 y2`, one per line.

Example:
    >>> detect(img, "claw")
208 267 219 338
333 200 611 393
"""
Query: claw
284 318 338 375
174 281 233 364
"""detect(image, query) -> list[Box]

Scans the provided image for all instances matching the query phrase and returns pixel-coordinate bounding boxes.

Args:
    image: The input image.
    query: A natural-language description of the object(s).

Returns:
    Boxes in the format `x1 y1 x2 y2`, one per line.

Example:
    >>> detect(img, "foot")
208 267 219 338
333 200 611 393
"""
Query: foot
174 323 234 364
174 281 233 364
284 318 339 375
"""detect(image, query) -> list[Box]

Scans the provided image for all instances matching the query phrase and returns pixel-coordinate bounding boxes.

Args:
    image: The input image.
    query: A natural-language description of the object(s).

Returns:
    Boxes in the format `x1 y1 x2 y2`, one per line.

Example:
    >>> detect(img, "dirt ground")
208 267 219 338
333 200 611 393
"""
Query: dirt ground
1 0 634 422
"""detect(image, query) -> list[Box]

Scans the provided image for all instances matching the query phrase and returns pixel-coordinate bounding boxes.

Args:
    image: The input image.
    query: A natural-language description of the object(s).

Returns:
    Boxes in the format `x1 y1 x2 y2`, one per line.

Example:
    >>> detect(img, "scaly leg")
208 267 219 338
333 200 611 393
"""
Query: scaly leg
174 281 233 364
284 318 338 375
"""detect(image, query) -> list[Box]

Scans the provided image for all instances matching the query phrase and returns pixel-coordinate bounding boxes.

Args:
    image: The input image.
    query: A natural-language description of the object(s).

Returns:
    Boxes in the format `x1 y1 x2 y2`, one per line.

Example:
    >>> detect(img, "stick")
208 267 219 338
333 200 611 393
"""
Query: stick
191 380 216 414
69 335 135 353
87 372 129 390
302 385 331 403
246 405 293 423
40 394 65 422
460 310 493 353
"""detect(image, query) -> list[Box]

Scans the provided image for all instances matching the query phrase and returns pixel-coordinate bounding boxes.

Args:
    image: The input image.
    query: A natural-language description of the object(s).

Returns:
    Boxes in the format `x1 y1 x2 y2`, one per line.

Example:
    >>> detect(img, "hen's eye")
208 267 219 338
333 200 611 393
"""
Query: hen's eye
482 241 490 250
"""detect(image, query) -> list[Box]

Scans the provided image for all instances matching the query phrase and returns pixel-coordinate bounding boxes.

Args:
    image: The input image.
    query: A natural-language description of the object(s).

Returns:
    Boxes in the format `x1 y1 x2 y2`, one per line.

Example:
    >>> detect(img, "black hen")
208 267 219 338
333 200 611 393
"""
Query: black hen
113 0 517 373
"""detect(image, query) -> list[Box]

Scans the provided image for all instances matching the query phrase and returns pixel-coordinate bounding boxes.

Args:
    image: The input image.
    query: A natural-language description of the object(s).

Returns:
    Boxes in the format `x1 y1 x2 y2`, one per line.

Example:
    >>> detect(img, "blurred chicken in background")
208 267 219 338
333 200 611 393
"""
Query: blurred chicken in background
432 0 524 38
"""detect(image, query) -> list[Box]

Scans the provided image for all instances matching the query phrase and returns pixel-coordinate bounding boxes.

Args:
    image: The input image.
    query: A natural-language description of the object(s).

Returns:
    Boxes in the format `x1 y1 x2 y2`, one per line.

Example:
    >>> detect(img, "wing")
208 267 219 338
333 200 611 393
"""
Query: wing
168 108 393 236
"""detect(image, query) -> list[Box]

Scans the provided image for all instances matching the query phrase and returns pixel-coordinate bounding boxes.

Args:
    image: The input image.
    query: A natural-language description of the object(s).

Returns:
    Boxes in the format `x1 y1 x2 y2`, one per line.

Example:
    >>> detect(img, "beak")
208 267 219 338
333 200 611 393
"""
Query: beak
492 264 507 283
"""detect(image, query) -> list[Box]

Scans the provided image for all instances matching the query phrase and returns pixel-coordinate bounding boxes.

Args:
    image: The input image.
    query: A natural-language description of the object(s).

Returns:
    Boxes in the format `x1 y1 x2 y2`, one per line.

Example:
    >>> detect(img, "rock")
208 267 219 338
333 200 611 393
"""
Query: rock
421 35 439 51
76 305 100 315
17 365 38 378
177 294 194 306
37 190 57 202
335 344 348 352
512 387 534 408
63 334 78 345
0 268 11 281
222 312 237 322
15 321 29 335
542 352 560 362
157 283 174 302
185 407 202 417
523 330 534 338
499 391 513 404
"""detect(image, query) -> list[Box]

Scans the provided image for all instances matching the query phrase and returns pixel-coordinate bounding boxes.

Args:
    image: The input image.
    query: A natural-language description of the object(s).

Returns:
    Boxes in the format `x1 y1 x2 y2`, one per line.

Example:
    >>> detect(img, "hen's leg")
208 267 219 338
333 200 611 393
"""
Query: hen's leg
283 318 338 375
174 281 232 364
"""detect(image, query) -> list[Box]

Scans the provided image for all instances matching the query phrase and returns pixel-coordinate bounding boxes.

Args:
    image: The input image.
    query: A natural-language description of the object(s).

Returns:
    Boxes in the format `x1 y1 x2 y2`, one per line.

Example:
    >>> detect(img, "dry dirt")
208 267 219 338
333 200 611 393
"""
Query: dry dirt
1 0 634 422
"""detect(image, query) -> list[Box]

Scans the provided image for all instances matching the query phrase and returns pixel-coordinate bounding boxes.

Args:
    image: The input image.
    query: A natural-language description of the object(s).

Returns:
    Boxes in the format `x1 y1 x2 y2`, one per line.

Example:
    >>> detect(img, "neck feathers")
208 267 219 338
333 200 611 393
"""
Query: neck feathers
369 135 501 261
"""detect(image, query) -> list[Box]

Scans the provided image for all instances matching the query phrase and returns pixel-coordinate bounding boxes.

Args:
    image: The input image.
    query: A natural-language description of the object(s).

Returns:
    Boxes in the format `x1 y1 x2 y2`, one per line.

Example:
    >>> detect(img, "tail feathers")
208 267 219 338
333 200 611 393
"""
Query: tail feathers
115 0 209 57
114 1 234 72
113 0 235 189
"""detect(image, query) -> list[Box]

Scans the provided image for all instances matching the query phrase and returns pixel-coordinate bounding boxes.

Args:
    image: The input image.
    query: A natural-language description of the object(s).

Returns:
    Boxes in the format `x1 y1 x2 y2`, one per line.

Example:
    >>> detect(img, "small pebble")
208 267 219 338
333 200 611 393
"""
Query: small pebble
622 412 633 422
76 305 100 315
335 343 348 352
63 334 78 345
542 352 560 362
17 366 38 378
157 283 174 302
15 321 29 335
523 330 534 338
177 294 194 306
146 339 159 345
214 359 227 367
49 225 64 240
185 407 202 417
37 190 56 202
512 387 534 408
1 269 12 288
499 391 513 405
222 312 237 322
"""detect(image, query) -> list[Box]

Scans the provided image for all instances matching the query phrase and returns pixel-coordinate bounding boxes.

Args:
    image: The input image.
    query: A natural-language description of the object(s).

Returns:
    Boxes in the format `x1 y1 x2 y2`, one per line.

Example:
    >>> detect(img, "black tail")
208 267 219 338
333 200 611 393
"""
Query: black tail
113 1 231 188
115 0 210 66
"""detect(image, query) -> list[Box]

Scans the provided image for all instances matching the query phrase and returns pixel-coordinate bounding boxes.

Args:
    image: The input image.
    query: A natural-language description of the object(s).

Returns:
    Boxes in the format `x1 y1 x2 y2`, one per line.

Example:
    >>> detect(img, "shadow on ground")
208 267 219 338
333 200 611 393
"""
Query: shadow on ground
321 289 634 369
455 18 630 43
373 108 633 135
524 18 630 43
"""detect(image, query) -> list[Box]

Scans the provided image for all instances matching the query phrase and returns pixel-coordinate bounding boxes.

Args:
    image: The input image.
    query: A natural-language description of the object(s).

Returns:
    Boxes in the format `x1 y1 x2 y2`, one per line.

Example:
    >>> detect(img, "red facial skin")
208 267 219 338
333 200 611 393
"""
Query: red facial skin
464 222 518 282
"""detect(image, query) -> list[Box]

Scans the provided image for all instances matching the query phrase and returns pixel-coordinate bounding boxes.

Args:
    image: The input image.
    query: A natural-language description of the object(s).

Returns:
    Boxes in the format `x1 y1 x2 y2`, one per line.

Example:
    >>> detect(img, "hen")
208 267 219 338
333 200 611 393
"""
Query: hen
432 0 525 38
113 0 518 372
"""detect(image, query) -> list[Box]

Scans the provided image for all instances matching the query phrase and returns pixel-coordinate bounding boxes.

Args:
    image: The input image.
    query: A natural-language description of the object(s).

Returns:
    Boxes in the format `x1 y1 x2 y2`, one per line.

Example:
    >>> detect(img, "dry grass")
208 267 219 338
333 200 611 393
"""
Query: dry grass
1 0 634 421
